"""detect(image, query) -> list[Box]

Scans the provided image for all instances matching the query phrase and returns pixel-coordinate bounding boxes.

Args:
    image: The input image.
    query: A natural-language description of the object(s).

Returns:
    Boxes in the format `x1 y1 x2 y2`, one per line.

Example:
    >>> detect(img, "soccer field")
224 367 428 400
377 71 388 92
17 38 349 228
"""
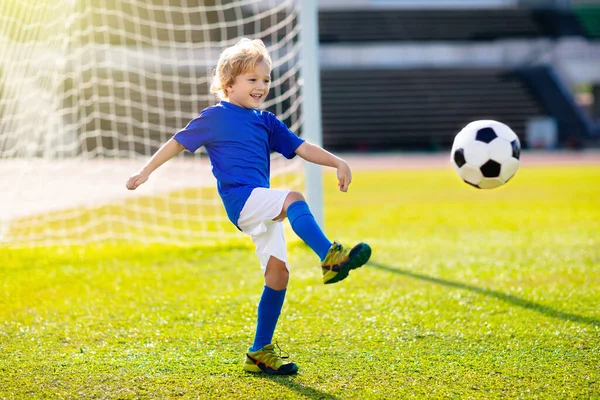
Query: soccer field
1 161 599 399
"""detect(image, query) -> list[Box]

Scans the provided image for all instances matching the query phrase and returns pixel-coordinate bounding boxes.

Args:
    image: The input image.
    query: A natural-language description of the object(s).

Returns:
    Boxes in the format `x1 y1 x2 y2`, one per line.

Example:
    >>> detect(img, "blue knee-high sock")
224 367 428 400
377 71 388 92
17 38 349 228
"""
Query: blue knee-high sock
251 286 287 351
287 200 332 261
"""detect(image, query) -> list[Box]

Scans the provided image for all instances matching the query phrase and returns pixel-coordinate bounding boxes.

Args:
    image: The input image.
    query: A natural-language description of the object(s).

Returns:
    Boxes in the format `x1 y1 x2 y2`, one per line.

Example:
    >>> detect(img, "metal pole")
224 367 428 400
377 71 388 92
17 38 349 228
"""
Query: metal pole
299 0 324 228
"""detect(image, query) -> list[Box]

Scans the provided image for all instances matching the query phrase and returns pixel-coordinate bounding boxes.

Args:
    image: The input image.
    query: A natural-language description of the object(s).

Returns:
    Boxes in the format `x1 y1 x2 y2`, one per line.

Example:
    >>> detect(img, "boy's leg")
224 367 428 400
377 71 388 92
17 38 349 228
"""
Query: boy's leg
283 193 331 260
245 256 298 375
251 256 288 352
237 189 298 374
283 193 372 284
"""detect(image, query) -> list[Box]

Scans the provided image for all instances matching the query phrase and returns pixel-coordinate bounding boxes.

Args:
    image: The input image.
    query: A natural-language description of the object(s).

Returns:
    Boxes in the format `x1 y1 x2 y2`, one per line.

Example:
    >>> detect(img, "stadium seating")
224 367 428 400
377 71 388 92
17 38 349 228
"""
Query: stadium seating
320 68 545 151
317 6 599 150
321 9 545 43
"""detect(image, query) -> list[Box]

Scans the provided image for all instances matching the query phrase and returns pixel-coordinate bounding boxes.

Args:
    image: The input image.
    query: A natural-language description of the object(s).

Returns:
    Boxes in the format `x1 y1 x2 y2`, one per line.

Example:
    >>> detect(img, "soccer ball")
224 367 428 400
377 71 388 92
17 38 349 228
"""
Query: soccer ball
451 120 521 189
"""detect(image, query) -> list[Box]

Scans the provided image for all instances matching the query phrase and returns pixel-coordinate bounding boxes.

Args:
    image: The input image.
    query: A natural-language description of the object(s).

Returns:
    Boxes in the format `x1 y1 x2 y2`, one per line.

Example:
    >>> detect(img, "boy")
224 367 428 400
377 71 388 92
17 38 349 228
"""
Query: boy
126 38 371 375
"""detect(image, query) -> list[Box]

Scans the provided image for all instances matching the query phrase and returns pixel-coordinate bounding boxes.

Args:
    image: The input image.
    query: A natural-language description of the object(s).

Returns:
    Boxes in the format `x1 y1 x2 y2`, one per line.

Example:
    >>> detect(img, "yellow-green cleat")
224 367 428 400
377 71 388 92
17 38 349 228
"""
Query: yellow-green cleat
321 241 372 284
243 344 299 375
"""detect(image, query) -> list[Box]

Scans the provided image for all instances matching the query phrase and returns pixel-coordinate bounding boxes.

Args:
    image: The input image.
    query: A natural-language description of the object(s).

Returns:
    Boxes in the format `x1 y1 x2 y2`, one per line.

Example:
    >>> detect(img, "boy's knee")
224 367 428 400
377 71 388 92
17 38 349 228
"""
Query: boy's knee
265 257 289 290
285 191 305 206
275 191 306 220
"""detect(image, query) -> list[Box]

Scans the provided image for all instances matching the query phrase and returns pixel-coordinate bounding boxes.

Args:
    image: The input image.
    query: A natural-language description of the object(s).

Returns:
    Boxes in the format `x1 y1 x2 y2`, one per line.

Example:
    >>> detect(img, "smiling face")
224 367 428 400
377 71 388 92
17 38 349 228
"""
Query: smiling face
225 59 271 109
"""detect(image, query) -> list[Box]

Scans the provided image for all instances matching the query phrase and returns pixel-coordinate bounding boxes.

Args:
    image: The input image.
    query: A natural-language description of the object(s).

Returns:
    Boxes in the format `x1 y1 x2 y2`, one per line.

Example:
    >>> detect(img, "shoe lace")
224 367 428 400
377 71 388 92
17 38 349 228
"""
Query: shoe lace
326 242 350 265
257 342 289 367
274 342 290 360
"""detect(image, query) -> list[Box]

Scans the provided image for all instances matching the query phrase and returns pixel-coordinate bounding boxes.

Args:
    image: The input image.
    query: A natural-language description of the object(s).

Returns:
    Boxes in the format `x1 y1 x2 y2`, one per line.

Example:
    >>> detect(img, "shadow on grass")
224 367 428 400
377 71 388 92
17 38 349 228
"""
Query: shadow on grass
251 374 341 400
369 260 600 327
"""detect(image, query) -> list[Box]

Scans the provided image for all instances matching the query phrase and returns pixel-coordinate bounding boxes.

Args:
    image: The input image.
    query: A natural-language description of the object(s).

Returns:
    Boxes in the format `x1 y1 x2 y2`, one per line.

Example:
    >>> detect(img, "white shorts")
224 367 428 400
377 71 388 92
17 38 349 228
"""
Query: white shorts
237 187 291 272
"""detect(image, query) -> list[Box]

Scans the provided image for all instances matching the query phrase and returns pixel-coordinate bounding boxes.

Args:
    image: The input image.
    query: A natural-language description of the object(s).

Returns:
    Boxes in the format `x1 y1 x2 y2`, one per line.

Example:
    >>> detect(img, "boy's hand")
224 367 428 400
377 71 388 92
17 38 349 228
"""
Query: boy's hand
293 142 352 191
126 171 149 190
337 160 352 192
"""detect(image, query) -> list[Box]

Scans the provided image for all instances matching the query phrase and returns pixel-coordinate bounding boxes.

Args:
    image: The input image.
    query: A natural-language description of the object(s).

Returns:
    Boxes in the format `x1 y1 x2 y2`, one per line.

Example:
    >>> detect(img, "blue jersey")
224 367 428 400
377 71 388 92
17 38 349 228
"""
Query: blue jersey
173 101 305 226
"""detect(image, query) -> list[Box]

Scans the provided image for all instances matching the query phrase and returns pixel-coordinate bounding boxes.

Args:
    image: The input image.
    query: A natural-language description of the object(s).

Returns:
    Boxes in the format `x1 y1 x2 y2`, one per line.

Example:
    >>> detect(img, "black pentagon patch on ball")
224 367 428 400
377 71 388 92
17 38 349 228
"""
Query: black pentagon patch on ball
465 181 481 189
453 148 466 167
480 160 501 178
475 127 497 144
511 139 520 160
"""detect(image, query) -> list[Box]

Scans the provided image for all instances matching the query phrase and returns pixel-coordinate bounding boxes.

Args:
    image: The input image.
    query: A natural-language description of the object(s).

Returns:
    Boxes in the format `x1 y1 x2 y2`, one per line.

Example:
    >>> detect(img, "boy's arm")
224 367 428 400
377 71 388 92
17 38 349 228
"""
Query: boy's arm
295 141 352 192
126 138 185 190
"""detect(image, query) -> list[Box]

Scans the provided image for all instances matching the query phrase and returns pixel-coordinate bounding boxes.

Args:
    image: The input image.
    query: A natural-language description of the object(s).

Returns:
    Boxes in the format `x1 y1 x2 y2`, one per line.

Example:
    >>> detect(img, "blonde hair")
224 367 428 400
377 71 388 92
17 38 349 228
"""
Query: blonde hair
210 38 272 100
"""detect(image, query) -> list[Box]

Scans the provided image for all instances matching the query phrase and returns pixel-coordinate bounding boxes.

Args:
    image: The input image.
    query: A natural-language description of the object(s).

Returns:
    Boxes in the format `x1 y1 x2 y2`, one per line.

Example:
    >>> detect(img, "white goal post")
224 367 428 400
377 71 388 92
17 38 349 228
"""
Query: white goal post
0 0 323 246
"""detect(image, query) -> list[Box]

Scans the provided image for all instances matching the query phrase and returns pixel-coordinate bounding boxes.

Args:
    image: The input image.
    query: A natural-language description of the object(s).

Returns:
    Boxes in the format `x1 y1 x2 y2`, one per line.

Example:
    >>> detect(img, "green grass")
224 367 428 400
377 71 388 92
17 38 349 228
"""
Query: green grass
1 165 599 399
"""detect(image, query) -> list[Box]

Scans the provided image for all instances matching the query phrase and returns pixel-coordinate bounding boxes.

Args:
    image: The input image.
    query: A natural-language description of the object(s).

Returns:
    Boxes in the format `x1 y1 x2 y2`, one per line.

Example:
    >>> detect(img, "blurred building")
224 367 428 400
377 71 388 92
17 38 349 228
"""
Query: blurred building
317 0 600 151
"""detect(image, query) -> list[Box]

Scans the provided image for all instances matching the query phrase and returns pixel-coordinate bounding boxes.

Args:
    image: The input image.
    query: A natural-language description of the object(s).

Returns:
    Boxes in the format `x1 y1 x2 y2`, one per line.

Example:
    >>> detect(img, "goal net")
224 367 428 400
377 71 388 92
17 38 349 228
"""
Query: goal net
0 0 306 246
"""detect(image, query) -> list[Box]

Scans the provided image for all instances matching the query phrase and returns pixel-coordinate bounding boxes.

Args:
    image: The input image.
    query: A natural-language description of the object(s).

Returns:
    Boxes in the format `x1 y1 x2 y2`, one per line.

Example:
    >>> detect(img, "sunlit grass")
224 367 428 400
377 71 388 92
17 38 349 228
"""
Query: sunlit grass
1 165 599 398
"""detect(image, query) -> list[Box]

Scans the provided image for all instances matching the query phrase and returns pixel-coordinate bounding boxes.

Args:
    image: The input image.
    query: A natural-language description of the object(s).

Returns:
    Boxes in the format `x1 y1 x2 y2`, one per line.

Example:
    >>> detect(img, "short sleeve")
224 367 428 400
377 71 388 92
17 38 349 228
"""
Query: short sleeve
267 113 305 159
173 108 214 153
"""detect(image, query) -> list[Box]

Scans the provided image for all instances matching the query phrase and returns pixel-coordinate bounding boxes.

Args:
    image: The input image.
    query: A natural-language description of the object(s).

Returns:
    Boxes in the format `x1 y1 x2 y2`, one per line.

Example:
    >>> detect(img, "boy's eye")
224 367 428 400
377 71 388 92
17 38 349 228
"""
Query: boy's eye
264 80 270 84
